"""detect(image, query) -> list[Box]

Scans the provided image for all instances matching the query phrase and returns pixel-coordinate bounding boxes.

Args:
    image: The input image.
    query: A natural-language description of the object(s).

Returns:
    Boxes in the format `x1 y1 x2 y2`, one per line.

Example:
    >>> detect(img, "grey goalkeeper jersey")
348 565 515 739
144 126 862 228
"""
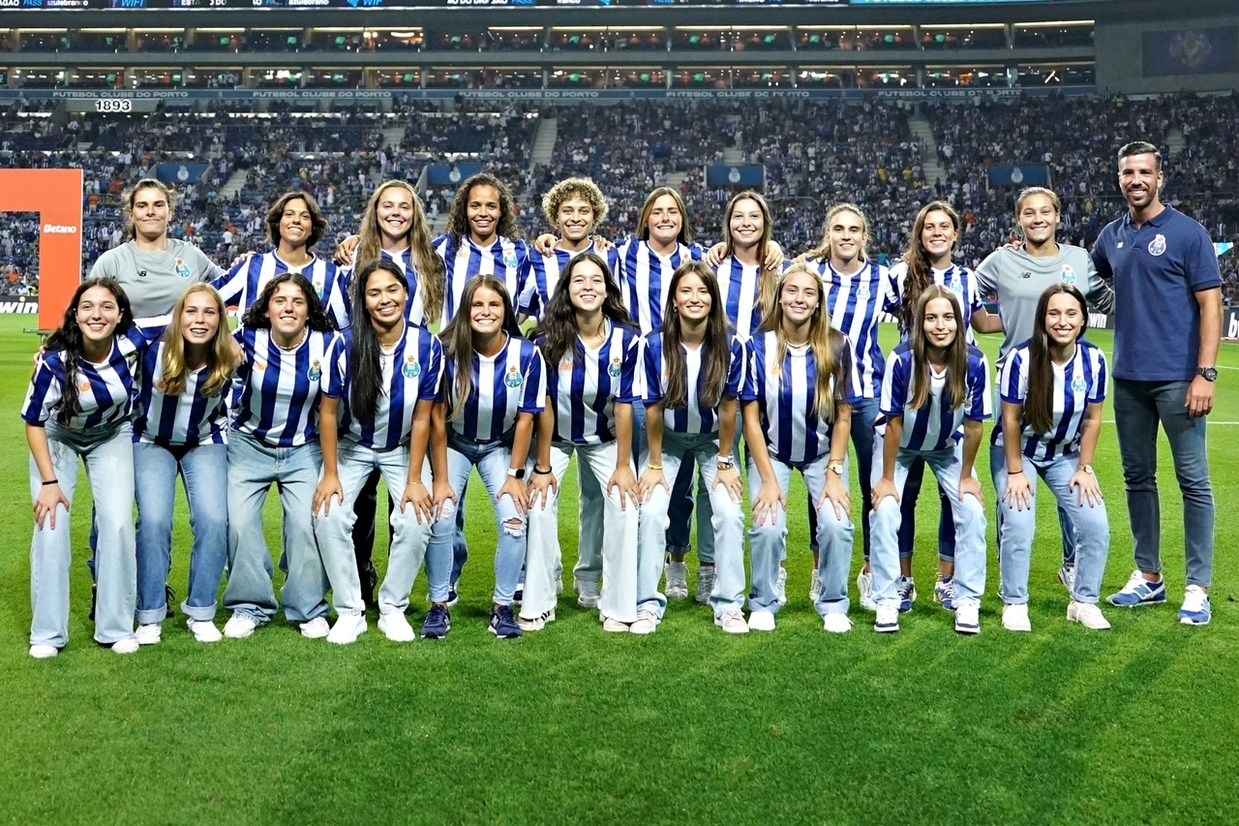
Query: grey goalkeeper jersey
973 244 1113 358
88 239 223 318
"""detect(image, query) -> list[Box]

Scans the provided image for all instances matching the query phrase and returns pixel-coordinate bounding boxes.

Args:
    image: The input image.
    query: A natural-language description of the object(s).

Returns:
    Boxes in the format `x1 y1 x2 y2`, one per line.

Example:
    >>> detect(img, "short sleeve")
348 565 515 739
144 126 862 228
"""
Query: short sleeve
723 336 745 399
21 355 61 425
1086 347 1108 405
519 344 546 414
879 351 908 419
999 348 1028 405
419 335 445 402
615 331 642 405
322 334 346 399
965 350 993 421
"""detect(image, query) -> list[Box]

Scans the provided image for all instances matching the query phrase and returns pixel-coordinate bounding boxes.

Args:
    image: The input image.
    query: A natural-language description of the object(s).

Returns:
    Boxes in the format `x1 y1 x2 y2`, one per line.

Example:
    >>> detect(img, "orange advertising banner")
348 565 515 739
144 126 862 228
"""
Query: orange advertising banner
0 169 84 330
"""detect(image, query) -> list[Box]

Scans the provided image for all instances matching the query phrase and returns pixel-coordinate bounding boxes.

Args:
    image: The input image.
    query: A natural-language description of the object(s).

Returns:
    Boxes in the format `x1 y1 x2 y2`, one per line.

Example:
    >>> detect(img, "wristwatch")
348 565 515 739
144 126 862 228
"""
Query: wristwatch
507 467 526 479
1081 464 1094 475
716 455 736 471
1197 366 1218 382
827 460 845 476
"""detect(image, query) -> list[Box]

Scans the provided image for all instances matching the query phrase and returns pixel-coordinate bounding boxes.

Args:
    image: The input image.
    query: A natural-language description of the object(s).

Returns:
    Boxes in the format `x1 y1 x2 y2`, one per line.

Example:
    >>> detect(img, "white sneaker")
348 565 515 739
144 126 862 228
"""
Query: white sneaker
1002 603 1032 632
714 610 749 634
135 623 162 646
187 619 223 643
111 637 139 655
748 610 776 632
517 608 556 632
809 569 822 603
954 602 980 635
378 611 417 642
822 613 853 634
695 565 716 605
857 568 876 611
602 616 630 633
775 566 788 606
299 616 330 639
326 614 368 644
224 614 258 639
1067 600 1111 630
575 577 600 609
665 561 689 599
1057 563 1077 593
629 609 659 635
874 606 899 633
29 644 59 659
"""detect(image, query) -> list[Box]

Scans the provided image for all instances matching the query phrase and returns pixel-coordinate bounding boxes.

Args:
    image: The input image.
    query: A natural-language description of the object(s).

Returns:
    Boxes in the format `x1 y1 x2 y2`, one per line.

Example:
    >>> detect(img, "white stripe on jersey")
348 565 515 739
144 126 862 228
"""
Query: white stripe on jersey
715 256 764 340
642 332 745 435
230 327 342 448
996 339 1108 462
801 257 887 399
134 342 229 446
444 335 546 443
884 261 984 344
523 242 608 320
212 250 348 329
433 234 531 323
879 342 991 452
544 322 641 445
614 238 703 335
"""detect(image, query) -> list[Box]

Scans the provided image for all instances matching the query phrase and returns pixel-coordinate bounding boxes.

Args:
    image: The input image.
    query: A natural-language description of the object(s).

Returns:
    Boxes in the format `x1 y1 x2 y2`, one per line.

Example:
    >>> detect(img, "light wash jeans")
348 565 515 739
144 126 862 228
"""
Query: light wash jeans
426 433 526 606
29 423 136 648
995 451 1109 605
526 440 638 624
639 430 745 618
1112 378 1214 588
748 453 855 616
806 397 876 560
868 435 987 610
314 439 434 618
134 440 229 624
222 431 329 624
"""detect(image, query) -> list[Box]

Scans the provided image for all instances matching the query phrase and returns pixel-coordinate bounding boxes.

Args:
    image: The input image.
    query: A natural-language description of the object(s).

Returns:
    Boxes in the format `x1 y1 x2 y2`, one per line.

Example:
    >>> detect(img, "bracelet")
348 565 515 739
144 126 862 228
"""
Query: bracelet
42 479 58 486
533 465 553 475
716 456 735 470
647 463 664 471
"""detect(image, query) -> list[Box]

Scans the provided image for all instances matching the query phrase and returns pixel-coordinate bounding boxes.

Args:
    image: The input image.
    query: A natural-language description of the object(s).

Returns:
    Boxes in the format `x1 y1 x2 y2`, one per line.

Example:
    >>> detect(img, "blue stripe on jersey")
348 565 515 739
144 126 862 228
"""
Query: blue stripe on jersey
442 335 546 442
883 261 985 345
740 331 861 465
133 342 229 446
997 338 1108 462
335 246 435 331
330 324 444 450
433 234 532 323
614 239 704 335
879 343 992 452
801 258 886 399
522 242 611 320
211 251 347 328
715 256 765 340
642 332 745 435
540 322 640 445
230 327 342 447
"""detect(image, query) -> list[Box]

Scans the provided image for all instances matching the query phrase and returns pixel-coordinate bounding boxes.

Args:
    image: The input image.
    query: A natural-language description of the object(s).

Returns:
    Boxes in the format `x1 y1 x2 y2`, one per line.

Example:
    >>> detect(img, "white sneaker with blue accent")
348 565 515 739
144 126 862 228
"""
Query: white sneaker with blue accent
1106 570 1166 607
1178 585 1212 626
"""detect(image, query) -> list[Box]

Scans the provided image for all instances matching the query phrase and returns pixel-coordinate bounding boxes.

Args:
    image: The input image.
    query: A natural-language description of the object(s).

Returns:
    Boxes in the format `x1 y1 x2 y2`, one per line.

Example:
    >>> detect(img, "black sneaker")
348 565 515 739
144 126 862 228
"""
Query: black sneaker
421 604 451 639
164 585 176 620
89 583 97 622
362 563 378 610
489 605 522 639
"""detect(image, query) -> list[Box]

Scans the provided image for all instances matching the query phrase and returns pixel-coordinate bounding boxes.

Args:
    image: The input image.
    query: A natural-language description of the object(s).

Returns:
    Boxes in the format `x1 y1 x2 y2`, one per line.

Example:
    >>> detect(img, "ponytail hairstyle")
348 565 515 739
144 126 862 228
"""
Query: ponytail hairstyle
439 274 522 421
241 271 337 333
531 251 631 369
908 285 967 413
805 202 871 264
721 190 778 323
659 260 732 411
444 173 518 246
348 259 410 427
44 276 134 425
356 180 445 326
757 262 848 423
121 178 175 242
898 201 961 337
1026 283 1089 434
160 282 234 399
265 190 328 251
636 186 693 246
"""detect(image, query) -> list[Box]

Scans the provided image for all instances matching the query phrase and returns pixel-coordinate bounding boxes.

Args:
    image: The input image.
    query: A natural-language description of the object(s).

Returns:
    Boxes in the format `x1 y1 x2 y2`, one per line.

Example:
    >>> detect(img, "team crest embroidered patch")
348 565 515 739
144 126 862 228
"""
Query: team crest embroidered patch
308 360 322 381
504 366 524 388
175 258 192 278
608 357 623 378
1072 377 1087 393
1061 265 1078 285
1148 234 1167 256
402 358 420 378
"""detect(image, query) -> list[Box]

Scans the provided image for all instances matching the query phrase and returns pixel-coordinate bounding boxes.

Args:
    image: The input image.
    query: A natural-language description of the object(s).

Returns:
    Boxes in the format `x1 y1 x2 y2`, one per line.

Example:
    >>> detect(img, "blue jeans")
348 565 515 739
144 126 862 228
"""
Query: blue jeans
222 432 329 624
314 440 434 618
427 433 526 606
133 440 229 624
1112 378 1214 587
995 451 1109 605
30 423 136 648
896 458 958 562
639 431 745 618
665 452 716 564
748 454 855 616
807 397 876 560
989 442 1077 567
868 435 987 609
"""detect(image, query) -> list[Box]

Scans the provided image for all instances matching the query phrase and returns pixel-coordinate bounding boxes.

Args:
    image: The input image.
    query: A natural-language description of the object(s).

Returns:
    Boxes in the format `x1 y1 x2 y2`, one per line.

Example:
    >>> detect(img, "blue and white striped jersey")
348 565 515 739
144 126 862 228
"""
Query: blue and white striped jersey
613 238 704 335
540 321 642 445
642 332 745 435
22 322 163 431
441 334 546 443
714 256 766 340
335 246 436 330
212 250 348 330
521 242 612 321
433 234 532 323
800 257 888 399
997 339 1108 462
324 323 444 451
230 327 344 448
740 331 862 466
878 342 992 452
133 341 230 446
883 261 984 345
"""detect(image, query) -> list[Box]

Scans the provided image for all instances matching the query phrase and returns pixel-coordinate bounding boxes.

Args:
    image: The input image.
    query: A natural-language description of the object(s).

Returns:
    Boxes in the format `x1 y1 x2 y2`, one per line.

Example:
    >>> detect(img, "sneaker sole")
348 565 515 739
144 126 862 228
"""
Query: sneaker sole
1106 596 1167 607
955 624 979 635
1178 614 1211 626
874 623 899 633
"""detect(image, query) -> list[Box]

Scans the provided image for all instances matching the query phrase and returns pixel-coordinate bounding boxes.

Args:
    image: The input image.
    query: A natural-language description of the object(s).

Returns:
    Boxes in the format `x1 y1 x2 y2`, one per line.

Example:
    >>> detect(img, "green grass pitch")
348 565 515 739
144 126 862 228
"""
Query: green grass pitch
0 314 1236 824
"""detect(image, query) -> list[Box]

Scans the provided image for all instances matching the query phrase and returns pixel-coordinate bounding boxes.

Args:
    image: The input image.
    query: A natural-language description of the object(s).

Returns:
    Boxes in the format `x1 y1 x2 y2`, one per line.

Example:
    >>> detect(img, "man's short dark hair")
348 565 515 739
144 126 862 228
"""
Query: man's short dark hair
1118 141 1162 172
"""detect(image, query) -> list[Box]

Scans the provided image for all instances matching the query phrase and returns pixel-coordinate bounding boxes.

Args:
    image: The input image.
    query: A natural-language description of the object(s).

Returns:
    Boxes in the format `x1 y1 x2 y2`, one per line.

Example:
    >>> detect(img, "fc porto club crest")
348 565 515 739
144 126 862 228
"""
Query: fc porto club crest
1061 265 1078 285
402 358 420 379
308 359 322 381
313 276 325 298
502 250 519 269
504 366 524 388
1148 234 1167 257
174 257 192 278
608 357 623 378
856 283 870 300
1072 377 1087 393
